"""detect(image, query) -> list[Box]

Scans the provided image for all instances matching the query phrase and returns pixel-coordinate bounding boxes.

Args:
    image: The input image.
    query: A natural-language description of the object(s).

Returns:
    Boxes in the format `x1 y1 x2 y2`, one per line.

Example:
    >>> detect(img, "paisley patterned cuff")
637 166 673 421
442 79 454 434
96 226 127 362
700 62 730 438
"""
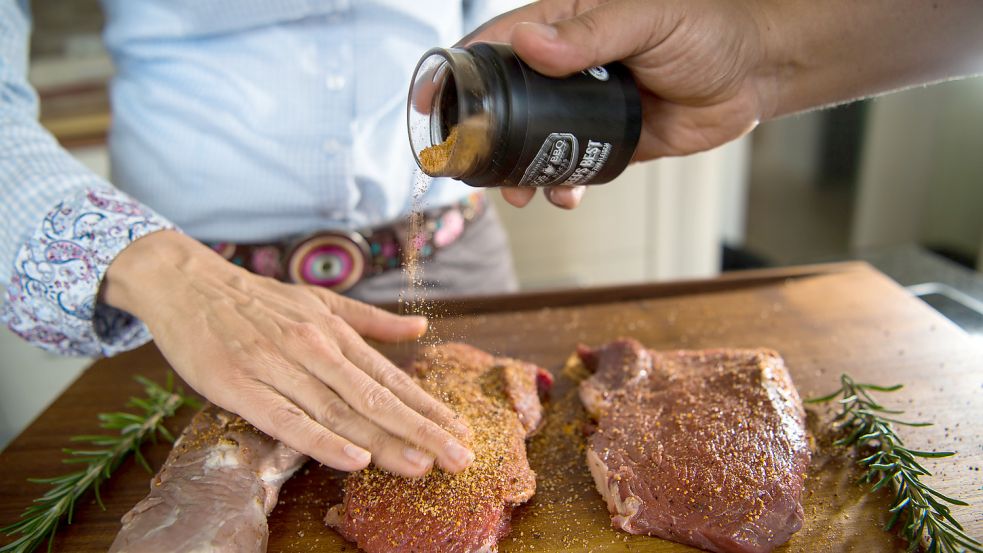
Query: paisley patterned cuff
1 187 175 357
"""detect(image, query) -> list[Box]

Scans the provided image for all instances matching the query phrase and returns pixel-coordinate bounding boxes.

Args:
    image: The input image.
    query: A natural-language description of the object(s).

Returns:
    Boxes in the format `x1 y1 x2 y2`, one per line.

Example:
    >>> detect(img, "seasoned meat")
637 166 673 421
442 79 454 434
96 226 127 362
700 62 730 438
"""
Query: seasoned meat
109 405 306 553
578 339 810 553
325 343 549 553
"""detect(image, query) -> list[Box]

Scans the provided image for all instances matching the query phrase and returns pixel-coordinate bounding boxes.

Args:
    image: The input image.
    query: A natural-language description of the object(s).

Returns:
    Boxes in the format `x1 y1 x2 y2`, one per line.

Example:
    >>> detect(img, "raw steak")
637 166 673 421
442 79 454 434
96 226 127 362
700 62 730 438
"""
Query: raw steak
578 339 809 553
325 343 550 553
109 405 306 553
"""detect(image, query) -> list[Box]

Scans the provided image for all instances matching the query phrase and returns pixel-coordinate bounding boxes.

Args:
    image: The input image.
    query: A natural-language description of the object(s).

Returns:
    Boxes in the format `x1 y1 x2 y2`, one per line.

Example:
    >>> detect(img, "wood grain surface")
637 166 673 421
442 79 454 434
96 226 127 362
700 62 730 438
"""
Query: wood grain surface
1 262 980 552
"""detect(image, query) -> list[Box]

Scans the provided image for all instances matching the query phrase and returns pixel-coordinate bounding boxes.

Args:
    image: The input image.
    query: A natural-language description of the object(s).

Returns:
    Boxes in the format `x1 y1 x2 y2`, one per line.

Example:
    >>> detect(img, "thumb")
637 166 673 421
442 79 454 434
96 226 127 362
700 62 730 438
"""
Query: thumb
510 0 666 77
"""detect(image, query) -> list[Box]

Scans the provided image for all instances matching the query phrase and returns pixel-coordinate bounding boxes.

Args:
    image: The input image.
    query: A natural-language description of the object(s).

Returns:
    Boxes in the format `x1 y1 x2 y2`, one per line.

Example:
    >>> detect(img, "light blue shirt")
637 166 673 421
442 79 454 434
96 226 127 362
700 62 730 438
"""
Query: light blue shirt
0 0 523 356
103 0 522 242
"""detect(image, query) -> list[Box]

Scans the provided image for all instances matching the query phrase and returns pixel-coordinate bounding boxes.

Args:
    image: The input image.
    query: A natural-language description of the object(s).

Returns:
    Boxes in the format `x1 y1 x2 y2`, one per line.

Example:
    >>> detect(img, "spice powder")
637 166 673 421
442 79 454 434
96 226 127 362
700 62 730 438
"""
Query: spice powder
418 126 458 174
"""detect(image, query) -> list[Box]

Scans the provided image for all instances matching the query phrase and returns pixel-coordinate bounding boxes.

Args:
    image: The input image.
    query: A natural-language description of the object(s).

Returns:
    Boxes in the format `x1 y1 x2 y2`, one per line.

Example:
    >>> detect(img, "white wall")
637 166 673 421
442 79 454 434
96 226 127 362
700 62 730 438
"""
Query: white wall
853 77 983 258
495 137 750 289
0 332 89 448
919 77 983 258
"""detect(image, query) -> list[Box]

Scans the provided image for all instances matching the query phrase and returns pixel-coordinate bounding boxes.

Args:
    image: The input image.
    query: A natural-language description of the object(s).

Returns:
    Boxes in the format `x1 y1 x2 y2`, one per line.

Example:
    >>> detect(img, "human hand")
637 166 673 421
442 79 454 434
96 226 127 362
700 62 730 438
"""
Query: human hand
102 230 473 478
462 0 774 210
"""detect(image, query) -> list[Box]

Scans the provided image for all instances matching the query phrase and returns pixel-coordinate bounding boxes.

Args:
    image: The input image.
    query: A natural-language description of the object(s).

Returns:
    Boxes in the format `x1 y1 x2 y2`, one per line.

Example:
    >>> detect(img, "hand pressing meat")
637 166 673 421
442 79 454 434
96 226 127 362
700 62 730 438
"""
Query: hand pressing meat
577 339 810 553
109 405 306 553
326 343 551 553
102 231 474 478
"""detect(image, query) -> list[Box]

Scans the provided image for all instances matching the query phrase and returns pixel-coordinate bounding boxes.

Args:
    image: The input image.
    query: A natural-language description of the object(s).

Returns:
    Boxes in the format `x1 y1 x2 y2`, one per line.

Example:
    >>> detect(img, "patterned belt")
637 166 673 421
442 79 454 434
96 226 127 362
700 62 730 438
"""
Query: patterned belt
209 193 486 293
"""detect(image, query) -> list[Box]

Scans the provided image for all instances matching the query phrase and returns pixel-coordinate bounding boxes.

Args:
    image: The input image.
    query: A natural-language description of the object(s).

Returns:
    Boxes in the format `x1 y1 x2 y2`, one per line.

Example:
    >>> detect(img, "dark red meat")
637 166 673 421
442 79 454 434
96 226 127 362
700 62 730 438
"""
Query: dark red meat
325 343 548 553
578 339 810 553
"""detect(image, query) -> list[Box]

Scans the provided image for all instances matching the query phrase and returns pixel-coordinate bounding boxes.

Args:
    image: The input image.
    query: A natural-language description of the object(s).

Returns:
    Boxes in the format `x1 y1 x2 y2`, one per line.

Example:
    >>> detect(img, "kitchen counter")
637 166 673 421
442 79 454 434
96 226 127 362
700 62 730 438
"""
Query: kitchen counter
856 245 983 335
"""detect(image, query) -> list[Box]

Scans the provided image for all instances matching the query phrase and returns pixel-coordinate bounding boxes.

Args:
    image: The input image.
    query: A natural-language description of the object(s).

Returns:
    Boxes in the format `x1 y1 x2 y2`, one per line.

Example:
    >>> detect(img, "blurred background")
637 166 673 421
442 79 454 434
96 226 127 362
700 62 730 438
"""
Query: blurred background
2 1 982 448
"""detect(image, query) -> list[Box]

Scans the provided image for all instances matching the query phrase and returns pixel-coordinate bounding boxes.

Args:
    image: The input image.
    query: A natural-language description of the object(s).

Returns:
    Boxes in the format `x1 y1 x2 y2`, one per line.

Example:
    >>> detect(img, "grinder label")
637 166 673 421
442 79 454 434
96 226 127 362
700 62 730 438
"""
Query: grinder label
518 133 579 187
566 139 612 185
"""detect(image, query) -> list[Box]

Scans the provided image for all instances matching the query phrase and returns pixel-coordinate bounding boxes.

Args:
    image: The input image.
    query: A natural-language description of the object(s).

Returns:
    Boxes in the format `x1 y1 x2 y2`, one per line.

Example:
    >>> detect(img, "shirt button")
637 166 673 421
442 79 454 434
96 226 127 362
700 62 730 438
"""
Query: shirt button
325 74 346 91
324 139 343 153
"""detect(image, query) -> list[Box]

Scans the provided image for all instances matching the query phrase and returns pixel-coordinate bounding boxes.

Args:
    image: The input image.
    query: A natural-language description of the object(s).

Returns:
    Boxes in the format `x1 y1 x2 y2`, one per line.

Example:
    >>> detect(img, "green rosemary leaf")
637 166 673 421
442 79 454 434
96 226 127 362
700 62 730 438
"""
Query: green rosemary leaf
892 496 913 513
0 374 195 553
133 448 152 474
811 373 979 553
870 473 896 493
108 413 145 423
925 489 970 507
25 473 79 485
855 409 934 427
857 382 905 392
904 449 957 459
157 424 175 443
128 398 153 411
804 389 843 403
92 482 105 512
60 458 98 465
68 435 121 444
887 508 904 531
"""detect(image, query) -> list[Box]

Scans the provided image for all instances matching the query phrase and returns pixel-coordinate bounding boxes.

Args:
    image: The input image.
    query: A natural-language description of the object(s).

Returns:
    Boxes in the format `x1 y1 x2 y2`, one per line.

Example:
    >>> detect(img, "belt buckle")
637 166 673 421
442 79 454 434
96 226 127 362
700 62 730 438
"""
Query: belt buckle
285 231 371 293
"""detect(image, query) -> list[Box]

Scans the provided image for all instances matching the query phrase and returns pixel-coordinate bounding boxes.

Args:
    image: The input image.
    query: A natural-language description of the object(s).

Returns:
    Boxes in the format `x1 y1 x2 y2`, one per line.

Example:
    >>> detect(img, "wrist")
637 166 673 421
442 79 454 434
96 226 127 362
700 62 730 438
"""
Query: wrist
101 230 219 321
744 0 801 121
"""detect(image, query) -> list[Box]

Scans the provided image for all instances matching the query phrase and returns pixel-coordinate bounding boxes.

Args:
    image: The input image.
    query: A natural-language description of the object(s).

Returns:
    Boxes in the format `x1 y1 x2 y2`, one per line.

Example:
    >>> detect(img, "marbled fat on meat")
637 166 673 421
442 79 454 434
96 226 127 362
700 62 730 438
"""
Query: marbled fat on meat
326 343 549 553
578 339 810 553
109 405 306 553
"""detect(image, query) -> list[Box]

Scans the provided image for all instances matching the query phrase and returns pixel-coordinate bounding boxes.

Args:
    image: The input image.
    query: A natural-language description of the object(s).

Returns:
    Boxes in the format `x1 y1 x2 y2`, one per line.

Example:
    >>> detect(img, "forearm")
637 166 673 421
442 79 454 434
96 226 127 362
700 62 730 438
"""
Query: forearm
758 0 983 118
0 0 177 356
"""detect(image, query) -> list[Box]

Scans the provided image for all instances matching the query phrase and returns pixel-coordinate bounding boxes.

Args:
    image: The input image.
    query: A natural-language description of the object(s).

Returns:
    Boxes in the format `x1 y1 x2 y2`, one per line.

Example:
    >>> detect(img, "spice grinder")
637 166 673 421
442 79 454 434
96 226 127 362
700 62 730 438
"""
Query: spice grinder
407 43 641 188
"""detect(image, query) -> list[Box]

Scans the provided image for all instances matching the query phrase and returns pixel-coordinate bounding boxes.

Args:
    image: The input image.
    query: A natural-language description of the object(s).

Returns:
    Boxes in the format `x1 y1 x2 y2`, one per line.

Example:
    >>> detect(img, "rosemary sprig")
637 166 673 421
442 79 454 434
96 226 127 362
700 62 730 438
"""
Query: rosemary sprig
807 374 982 553
0 373 199 553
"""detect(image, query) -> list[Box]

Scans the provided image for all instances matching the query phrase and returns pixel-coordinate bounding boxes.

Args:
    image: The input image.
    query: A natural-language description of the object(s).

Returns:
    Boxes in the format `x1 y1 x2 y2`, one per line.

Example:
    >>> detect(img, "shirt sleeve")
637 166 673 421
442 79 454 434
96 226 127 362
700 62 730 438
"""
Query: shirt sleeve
0 0 175 357
461 0 530 33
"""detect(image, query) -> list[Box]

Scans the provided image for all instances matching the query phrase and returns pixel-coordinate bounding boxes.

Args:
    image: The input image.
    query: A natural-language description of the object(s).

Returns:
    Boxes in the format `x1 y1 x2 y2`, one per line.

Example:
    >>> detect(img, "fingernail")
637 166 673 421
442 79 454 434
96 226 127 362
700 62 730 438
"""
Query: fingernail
452 421 470 440
524 22 558 41
403 447 434 467
570 186 585 204
344 444 371 465
445 440 475 468
547 187 582 209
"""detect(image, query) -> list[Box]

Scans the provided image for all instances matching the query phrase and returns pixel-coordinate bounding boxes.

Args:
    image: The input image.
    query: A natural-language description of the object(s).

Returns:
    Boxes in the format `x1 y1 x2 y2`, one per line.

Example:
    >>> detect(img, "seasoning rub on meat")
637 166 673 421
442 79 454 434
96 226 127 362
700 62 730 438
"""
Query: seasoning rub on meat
577 339 810 553
326 343 551 553
109 405 306 553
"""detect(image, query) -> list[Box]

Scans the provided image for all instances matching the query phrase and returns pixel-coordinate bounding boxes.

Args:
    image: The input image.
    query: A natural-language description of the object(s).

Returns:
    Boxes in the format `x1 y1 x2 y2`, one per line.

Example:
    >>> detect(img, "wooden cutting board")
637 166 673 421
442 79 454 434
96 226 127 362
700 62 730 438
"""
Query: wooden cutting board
1 262 980 552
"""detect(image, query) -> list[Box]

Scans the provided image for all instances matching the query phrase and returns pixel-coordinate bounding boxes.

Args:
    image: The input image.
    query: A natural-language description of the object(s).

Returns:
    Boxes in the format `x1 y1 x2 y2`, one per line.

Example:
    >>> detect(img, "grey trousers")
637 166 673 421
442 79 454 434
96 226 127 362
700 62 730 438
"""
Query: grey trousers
345 202 519 304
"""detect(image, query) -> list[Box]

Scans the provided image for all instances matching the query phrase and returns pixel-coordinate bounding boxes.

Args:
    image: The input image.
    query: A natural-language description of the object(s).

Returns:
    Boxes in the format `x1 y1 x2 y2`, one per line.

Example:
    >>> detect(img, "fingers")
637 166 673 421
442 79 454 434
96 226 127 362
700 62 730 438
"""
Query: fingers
241 386 372 472
500 186 585 209
510 0 676 77
456 0 570 46
410 64 441 115
294 331 474 473
500 187 535 207
277 370 436 477
545 185 585 209
337 331 471 442
324 293 428 342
